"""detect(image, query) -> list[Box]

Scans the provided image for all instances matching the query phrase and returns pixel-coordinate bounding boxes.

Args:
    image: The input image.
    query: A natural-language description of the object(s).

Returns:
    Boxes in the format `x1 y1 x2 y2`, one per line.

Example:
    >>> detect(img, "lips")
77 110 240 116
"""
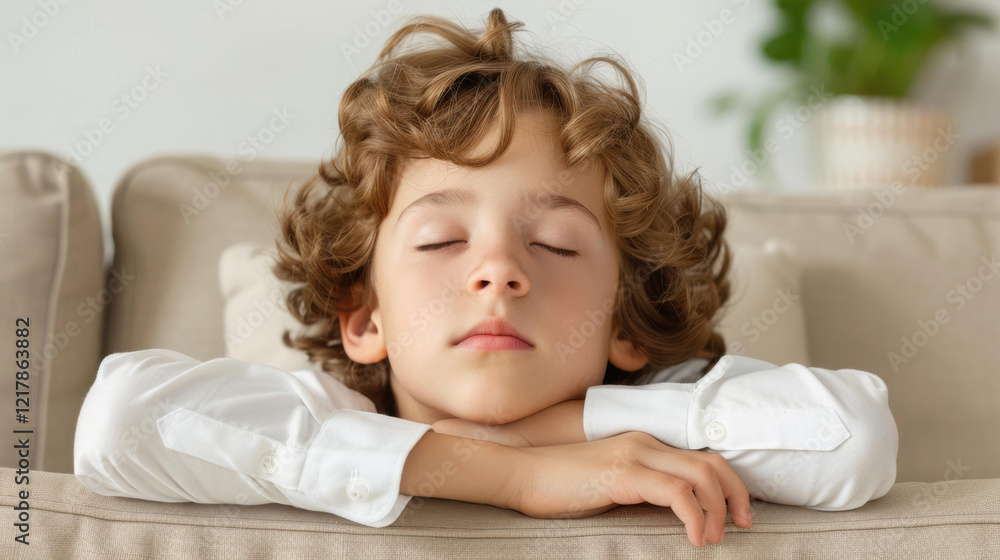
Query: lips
454 317 533 348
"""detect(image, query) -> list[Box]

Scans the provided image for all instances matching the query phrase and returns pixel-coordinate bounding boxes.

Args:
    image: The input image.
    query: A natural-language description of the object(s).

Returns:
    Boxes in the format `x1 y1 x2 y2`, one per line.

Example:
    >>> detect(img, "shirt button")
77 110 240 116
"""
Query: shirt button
347 478 370 502
258 452 279 474
705 421 726 442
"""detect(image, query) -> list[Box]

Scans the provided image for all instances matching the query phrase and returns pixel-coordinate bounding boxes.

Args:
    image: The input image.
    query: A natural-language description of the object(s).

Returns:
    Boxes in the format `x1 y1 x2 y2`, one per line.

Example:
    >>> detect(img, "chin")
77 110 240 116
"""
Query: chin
452 399 534 426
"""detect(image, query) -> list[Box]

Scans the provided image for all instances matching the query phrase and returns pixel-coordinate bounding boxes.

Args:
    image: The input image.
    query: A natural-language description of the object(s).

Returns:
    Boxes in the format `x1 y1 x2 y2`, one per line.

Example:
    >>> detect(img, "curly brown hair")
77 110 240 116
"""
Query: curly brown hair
272 8 733 417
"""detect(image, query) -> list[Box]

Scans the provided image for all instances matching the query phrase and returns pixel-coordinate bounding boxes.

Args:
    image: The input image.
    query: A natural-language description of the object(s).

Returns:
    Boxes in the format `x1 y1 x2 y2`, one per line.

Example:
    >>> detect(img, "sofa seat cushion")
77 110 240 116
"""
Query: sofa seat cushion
3 467 998 558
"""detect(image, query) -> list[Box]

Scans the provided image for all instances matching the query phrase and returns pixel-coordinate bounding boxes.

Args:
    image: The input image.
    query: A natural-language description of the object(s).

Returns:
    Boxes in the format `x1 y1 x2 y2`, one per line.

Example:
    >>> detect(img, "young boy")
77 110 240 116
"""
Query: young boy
73 8 897 548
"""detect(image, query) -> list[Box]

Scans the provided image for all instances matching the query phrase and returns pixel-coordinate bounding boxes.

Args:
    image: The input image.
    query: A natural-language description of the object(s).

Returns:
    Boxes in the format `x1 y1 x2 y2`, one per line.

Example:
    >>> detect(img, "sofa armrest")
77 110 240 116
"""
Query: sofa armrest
3 467 997 557
0 151 106 474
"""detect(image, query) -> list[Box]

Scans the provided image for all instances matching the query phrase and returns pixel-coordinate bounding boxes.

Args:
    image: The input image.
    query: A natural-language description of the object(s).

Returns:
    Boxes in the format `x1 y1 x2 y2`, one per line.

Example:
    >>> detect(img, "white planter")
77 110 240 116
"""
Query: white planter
809 95 952 191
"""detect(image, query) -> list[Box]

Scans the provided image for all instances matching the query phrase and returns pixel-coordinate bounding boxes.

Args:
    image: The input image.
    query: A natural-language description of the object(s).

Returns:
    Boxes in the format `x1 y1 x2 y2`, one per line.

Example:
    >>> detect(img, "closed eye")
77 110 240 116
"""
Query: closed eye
415 240 579 257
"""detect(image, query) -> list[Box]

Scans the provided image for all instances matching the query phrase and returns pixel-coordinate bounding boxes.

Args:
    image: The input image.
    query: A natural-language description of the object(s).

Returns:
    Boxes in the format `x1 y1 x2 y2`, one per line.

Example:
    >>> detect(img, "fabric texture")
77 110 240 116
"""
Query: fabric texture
716 239 810 366
722 185 1000 482
0 150 105 474
4 464 999 558
103 155 317 362
218 241 315 373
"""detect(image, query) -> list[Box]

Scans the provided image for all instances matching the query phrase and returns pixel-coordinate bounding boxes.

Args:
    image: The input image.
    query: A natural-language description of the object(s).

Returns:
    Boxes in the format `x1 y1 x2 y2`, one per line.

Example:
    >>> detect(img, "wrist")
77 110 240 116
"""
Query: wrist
401 430 525 509
528 399 586 446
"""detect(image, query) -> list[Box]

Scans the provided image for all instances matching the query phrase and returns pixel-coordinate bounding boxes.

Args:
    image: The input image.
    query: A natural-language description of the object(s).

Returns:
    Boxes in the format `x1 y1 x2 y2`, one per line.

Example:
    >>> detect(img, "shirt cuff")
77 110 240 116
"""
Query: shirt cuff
583 383 694 448
300 409 431 527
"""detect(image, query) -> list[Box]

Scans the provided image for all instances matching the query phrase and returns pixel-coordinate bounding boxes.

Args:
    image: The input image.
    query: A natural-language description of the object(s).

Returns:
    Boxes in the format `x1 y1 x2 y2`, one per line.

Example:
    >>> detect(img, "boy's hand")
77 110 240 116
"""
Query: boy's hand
499 431 754 547
431 399 586 447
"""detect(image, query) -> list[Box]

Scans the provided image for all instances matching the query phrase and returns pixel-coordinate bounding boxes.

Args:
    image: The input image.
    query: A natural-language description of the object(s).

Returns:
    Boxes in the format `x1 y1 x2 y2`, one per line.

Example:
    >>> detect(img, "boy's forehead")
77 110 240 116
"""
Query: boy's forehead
385 108 609 230
394 183 604 233
386 159 614 243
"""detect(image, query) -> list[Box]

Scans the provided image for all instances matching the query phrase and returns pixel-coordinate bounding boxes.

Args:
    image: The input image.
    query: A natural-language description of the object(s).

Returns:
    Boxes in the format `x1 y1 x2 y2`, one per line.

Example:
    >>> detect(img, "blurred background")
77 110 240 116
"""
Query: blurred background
3 0 1000 268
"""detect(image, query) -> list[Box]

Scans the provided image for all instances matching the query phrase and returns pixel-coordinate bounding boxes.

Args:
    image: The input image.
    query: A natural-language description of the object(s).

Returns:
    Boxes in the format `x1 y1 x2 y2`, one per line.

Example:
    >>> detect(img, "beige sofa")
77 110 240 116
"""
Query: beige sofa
1 150 998 557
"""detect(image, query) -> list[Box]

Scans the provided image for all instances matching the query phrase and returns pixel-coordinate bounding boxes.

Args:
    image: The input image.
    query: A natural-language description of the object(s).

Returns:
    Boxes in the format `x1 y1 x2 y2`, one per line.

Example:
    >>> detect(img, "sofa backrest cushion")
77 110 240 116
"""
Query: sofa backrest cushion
104 155 315 361
0 151 105 474
722 184 1000 483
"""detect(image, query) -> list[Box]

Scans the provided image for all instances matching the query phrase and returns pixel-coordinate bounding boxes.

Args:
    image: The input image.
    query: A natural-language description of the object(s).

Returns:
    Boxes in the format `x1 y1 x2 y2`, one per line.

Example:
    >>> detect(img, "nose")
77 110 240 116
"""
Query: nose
467 247 530 297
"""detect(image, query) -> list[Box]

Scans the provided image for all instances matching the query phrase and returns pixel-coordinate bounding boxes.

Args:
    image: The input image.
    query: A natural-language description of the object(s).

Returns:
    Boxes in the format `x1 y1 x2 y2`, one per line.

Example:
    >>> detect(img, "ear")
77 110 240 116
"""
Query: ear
339 303 387 364
608 325 650 372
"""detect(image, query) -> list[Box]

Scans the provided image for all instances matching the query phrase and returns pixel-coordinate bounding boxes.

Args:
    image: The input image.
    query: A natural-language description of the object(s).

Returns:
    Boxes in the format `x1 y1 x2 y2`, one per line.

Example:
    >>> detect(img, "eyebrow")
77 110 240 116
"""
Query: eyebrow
395 186 603 232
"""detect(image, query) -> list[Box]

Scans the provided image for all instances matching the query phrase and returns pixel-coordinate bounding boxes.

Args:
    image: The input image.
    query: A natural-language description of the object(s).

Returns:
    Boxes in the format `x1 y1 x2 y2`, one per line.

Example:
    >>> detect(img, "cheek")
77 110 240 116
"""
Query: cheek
547 270 615 325
544 274 616 374
386 264 445 315
382 273 457 361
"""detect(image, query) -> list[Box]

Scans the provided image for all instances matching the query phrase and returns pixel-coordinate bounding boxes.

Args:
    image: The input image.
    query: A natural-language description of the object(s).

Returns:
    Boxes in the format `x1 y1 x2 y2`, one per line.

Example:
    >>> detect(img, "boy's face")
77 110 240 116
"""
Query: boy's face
339 108 649 425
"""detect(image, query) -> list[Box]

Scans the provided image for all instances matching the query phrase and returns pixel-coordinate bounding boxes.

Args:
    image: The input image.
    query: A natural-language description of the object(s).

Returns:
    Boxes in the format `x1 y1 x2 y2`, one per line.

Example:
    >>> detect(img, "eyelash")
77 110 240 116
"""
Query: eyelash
416 240 579 258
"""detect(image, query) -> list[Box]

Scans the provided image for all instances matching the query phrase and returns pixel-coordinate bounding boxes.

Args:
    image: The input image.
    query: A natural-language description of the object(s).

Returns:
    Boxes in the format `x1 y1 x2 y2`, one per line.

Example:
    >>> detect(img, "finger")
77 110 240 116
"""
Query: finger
627 468 706 547
691 461 728 544
637 451 728 544
699 451 754 529
649 443 754 530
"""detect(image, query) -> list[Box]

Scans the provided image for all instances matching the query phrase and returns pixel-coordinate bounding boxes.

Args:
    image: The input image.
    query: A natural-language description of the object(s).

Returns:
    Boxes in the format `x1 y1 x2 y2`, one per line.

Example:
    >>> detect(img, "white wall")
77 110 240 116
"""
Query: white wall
3 0 999 268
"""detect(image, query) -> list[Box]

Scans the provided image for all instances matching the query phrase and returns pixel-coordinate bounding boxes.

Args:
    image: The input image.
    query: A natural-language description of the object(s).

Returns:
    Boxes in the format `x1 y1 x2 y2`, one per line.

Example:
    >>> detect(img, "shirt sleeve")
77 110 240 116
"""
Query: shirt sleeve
73 348 432 527
583 354 898 511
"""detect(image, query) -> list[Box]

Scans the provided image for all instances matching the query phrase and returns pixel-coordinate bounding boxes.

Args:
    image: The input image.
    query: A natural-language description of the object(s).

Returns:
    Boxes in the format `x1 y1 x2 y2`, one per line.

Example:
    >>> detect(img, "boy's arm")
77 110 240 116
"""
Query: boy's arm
74 348 450 527
432 399 587 448
436 354 898 511
582 354 899 511
400 430 518 508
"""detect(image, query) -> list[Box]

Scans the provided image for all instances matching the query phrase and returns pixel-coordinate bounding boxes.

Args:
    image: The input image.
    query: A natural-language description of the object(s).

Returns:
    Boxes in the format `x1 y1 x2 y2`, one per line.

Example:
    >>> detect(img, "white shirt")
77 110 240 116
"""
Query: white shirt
74 349 898 528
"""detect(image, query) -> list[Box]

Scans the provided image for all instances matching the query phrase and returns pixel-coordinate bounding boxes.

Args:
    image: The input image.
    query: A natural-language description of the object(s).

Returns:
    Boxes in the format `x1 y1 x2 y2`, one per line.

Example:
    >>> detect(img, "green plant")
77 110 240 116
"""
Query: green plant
712 0 993 167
